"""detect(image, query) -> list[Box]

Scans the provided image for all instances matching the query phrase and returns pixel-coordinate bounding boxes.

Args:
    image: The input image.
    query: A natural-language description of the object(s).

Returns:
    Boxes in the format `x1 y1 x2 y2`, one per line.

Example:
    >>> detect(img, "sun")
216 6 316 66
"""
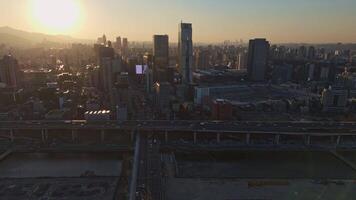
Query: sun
31 0 82 34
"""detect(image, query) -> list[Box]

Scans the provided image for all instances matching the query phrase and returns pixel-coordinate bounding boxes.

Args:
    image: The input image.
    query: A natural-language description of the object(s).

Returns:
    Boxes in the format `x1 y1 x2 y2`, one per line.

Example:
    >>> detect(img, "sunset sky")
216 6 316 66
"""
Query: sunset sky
0 0 355 43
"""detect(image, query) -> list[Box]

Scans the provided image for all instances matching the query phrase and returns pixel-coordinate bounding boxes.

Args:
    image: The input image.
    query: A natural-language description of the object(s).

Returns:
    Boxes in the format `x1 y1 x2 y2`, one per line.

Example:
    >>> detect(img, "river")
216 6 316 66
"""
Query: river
0 153 122 178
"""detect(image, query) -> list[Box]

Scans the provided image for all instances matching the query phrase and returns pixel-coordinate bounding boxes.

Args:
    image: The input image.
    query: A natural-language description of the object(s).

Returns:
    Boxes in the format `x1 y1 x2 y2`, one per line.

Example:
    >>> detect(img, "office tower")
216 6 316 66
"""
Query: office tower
153 35 169 68
178 23 193 85
116 36 122 50
93 43 121 108
0 54 20 88
153 35 169 83
97 34 107 45
247 38 270 81
122 38 128 55
102 34 107 46
143 53 154 93
94 43 115 64
101 57 122 109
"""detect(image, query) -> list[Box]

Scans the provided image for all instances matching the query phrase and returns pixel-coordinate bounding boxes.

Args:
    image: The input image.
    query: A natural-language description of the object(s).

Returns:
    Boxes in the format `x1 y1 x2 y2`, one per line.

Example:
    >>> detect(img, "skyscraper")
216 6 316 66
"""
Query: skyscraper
247 38 270 81
152 35 169 83
97 34 107 45
122 38 128 55
102 34 107 46
153 35 169 68
178 23 193 85
116 36 122 50
0 54 20 88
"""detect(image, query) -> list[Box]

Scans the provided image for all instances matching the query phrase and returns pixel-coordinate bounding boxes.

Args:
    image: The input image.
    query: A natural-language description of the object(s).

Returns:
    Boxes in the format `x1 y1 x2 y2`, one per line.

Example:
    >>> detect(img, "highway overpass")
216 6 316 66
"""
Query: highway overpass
0 120 356 149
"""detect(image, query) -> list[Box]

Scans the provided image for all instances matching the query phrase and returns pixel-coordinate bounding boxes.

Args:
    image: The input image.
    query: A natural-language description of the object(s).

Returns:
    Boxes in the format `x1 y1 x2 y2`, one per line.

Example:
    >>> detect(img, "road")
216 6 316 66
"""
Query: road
147 138 162 200
133 134 163 200
1 120 356 135
135 133 149 200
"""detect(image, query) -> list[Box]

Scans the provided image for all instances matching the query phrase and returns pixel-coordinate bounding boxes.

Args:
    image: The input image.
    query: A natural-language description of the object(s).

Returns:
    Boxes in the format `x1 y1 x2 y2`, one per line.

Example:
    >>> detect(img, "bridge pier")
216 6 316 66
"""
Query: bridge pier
165 130 168 143
246 133 250 145
336 135 341 146
130 130 134 142
101 130 105 143
71 130 77 143
9 129 14 142
217 133 221 143
41 129 48 143
305 135 311 146
274 134 280 145
193 132 197 144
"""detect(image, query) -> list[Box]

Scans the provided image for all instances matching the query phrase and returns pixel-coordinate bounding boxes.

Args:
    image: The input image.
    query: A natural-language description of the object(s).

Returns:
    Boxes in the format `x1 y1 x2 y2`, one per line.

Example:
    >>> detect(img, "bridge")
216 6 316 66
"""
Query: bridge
1 120 356 149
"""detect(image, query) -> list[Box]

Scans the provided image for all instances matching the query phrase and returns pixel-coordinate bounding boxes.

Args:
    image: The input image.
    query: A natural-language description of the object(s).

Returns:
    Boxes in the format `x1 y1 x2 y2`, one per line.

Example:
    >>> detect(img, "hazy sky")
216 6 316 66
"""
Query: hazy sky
1 0 356 43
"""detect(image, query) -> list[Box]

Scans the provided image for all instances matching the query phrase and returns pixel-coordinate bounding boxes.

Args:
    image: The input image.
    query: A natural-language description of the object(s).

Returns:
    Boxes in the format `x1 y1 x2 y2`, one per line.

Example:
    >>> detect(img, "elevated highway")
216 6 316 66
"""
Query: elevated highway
0 120 356 149
1 120 356 134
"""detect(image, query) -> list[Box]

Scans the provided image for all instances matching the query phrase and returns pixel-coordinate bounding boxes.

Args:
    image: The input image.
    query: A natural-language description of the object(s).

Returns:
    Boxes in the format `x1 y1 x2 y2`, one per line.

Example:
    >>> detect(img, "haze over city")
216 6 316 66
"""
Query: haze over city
2 1 356 200
0 0 356 43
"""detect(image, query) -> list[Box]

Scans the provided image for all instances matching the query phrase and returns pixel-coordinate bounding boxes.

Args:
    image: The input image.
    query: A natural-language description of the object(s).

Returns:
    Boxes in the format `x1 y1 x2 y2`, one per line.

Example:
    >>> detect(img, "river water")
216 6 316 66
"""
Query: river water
0 153 122 178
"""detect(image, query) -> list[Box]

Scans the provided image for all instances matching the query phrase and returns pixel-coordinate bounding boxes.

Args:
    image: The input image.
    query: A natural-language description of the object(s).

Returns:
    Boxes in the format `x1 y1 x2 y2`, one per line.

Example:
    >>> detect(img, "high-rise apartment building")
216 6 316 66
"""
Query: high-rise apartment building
247 38 270 81
0 55 20 88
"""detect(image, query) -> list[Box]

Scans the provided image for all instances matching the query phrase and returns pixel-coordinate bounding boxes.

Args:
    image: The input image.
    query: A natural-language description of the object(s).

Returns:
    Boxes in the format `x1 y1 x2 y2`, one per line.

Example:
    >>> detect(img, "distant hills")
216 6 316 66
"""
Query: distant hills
0 26 91 48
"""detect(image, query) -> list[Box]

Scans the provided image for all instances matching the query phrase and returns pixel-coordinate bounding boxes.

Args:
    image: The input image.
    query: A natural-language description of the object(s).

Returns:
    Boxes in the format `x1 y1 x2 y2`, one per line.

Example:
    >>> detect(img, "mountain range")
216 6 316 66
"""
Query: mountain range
0 26 91 48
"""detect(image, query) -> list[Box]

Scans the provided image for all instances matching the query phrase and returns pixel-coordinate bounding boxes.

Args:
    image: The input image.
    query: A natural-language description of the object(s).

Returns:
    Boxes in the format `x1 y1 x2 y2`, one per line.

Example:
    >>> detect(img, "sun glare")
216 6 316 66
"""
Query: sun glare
31 0 82 34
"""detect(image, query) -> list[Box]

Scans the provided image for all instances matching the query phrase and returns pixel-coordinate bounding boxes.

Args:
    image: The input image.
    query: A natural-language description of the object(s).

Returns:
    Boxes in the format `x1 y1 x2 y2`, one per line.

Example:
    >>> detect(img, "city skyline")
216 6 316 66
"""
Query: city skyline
2 1 356 199
0 0 356 43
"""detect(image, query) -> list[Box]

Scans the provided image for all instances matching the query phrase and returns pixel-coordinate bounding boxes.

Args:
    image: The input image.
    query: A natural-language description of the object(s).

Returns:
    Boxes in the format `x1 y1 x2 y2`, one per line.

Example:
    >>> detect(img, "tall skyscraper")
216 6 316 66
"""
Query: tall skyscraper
153 35 169 68
178 23 193 85
116 36 122 50
93 43 122 108
143 53 154 93
102 34 107 46
0 54 20 88
153 35 169 83
97 34 107 45
122 38 128 55
247 38 270 81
